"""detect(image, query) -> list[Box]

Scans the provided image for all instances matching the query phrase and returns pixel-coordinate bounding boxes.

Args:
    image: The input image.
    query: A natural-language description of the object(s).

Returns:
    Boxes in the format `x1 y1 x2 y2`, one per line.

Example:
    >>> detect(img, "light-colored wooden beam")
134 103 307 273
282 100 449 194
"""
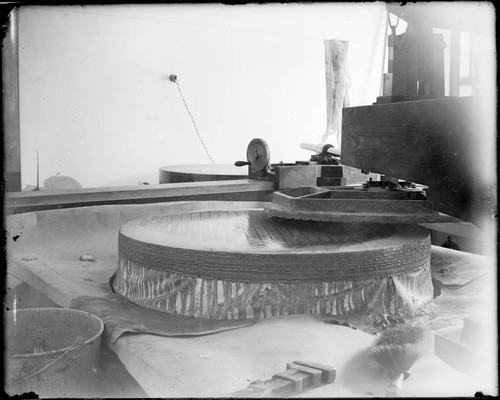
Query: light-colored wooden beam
5 180 275 215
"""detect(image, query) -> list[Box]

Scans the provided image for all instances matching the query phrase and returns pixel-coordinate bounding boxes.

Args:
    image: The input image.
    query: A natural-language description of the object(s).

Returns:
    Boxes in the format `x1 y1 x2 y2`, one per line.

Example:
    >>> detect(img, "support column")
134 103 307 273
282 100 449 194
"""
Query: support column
2 8 21 192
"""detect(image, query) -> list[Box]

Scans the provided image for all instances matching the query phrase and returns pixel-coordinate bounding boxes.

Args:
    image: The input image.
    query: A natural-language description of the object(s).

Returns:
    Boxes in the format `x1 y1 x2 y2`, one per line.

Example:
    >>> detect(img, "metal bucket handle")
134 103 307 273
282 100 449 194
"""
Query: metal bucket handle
12 336 85 384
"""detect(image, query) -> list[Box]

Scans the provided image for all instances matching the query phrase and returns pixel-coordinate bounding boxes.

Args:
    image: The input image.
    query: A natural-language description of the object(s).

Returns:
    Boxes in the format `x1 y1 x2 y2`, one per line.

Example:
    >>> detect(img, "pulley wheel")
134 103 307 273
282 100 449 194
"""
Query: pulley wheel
246 138 270 173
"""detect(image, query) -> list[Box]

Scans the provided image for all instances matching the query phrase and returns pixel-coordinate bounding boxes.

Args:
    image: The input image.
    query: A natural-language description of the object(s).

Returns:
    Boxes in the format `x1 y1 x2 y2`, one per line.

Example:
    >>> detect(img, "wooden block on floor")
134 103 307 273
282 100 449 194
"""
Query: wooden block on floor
435 329 481 377
460 317 486 348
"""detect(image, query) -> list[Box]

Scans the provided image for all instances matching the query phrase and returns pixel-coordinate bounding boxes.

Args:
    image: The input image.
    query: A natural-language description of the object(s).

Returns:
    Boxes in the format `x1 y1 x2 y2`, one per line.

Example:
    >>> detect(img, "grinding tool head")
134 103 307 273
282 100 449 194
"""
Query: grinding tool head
246 138 270 173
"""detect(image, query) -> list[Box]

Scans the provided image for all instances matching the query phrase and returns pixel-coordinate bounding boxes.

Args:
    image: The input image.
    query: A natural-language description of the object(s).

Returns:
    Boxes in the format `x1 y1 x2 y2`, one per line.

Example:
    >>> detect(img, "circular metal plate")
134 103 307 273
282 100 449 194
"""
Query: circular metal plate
159 164 246 183
246 138 270 173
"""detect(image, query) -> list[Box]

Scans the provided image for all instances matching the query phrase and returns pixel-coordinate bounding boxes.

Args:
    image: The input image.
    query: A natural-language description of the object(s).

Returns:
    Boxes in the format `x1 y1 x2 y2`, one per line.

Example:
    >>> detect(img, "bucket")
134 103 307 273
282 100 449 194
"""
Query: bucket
5 308 104 398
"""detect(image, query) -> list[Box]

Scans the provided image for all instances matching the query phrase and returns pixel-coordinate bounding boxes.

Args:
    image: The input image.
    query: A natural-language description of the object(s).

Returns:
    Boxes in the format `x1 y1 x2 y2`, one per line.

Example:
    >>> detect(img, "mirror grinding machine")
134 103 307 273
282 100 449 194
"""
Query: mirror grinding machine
111 137 455 323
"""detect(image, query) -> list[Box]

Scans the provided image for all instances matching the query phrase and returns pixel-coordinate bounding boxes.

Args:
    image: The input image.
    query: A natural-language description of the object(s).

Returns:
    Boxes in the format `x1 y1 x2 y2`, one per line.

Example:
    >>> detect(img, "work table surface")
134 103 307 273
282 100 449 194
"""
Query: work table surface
6 201 496 397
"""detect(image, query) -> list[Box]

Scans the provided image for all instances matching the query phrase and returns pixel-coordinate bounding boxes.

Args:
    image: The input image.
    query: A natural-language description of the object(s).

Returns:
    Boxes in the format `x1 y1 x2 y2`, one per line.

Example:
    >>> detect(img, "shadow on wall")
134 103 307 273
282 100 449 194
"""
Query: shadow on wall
24 174 82 191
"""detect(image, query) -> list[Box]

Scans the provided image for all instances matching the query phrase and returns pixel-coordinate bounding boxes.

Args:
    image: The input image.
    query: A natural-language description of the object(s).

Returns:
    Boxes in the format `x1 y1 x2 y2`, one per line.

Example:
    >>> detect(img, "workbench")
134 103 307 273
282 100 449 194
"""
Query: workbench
6 200 497 397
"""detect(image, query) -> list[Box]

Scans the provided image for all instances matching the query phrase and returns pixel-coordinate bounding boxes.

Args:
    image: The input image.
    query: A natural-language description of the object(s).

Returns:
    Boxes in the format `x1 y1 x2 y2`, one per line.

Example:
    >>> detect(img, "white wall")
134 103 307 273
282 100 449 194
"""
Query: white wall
18 3 387 188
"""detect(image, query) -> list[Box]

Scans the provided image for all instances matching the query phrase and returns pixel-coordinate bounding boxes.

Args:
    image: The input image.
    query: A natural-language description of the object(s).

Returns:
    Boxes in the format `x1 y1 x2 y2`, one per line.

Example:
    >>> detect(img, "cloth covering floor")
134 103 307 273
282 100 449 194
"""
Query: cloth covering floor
6 202 270 342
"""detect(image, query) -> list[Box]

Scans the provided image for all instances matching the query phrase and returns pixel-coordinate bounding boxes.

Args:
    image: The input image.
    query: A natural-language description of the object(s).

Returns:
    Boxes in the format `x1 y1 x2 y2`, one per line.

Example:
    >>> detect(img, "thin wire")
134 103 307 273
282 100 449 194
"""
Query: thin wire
175 80 215 164
39 7 383 45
